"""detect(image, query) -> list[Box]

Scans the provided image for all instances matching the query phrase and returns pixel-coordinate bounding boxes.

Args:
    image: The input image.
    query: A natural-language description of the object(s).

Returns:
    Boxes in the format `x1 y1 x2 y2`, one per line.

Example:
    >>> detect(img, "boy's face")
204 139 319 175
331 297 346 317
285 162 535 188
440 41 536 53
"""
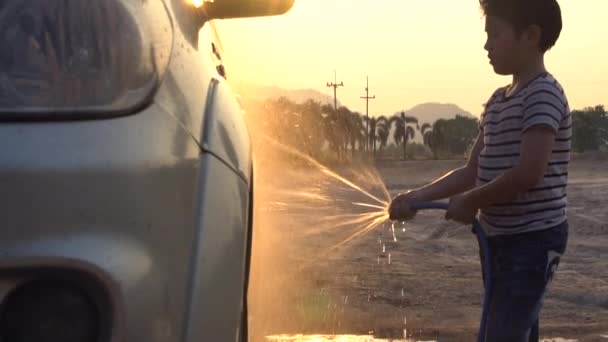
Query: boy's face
484 16 532 76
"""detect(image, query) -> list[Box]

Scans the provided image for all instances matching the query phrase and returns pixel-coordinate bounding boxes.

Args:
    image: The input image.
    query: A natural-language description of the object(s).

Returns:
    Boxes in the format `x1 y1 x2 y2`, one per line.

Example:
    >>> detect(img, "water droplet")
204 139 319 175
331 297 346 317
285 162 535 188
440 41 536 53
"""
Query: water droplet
390 221 398 242
377 256 380 264
388 253 392 264
382 244 386 253
401 288 405 297
343 295 349 304
403 328 408 339
404 316 407 325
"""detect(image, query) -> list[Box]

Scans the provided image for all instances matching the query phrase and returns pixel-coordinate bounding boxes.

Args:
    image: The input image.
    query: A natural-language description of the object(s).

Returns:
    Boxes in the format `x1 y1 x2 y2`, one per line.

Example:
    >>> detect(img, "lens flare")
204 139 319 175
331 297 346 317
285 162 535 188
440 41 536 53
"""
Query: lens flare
185 0 204 8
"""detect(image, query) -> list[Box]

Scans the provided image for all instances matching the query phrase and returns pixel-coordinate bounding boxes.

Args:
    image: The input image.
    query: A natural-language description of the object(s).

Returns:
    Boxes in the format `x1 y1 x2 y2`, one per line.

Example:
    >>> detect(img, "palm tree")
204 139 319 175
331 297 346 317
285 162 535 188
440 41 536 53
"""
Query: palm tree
321 103 341 159
265 97 295 145
376 116 390 155
298 99 325 158
356 114 368 153
365 117 378 157
335 106 361 159
421 122 433 159
348 111 366 157
390 111 419 160
421 121 443 160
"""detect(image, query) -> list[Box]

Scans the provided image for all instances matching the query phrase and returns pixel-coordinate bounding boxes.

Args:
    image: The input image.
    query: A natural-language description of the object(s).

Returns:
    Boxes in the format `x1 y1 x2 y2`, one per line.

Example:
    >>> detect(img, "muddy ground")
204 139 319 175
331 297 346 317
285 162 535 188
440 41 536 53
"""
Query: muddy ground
248 156 608 342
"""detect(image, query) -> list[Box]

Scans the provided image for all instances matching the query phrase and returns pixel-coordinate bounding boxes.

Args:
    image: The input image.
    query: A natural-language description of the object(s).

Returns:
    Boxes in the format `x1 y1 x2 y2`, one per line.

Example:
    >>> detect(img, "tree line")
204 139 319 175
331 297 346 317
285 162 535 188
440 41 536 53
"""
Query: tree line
242 97 607 164
242 97 479 163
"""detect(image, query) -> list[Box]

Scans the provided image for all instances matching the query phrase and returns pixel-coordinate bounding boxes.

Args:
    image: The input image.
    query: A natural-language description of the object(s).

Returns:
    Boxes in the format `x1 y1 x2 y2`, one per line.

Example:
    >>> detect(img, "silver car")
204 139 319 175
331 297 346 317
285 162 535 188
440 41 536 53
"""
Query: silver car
0 0 293 341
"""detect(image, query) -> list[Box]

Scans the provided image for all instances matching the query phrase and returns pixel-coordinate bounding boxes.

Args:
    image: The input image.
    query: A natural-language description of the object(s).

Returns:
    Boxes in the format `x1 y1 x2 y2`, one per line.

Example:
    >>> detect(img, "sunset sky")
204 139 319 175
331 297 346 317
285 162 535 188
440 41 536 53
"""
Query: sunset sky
214 0 608 117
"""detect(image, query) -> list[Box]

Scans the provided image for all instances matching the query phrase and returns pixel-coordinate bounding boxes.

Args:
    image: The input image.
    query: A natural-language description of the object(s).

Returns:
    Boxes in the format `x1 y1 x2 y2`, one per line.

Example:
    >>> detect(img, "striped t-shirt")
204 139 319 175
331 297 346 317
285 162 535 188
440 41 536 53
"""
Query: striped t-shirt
477 72 571 236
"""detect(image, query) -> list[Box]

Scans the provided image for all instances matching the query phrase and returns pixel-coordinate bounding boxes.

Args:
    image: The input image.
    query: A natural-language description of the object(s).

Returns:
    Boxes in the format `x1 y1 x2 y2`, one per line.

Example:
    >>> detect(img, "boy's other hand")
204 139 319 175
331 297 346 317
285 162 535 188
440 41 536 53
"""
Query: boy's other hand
445 193 479 224
388 191 419 221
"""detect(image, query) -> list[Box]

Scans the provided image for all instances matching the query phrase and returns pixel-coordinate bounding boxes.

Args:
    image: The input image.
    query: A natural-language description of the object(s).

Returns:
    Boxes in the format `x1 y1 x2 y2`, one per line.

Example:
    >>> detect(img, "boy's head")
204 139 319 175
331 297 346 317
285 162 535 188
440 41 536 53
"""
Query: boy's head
480 0 562 75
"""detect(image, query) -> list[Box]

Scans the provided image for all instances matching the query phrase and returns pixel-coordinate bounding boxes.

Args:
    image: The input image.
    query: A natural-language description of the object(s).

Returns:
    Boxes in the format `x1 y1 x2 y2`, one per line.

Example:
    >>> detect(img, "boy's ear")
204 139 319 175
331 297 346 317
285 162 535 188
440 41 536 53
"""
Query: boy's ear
523 24 542 50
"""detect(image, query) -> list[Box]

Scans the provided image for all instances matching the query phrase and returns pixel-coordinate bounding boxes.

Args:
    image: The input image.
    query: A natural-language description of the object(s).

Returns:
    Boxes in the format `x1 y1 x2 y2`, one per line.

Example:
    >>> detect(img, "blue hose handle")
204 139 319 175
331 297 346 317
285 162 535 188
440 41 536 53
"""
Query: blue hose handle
408 201 491 342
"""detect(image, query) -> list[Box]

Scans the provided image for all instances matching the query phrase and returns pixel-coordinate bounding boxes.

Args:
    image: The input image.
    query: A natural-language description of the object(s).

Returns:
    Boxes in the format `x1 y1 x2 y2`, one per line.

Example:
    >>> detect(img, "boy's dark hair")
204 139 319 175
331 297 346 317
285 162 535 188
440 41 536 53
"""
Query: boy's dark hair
480 0 562 52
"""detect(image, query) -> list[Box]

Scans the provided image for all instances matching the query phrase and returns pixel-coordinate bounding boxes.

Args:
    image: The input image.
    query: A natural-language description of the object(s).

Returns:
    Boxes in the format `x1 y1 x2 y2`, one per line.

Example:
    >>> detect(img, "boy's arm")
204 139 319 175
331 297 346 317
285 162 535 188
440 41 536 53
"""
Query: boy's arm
446 82 566 223
408 131 484 202
389 131 483 220
466 126 556 209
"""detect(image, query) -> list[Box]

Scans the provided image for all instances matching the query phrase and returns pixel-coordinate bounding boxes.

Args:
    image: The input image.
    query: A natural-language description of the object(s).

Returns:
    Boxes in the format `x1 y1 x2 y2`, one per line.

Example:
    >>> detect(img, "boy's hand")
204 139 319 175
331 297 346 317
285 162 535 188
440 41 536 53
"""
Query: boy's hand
388 190 419 221
445 193 479 224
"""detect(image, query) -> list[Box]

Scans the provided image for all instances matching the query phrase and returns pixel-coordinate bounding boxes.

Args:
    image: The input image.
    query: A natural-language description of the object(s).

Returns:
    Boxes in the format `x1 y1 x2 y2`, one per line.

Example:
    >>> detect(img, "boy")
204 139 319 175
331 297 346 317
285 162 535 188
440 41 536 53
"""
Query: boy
388 0 570 341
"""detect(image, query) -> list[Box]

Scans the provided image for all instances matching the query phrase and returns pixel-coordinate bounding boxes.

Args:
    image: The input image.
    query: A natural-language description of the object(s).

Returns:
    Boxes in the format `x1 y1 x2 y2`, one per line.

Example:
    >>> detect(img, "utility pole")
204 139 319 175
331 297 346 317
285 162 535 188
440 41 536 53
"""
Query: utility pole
326 70 344 111
360 76 375 152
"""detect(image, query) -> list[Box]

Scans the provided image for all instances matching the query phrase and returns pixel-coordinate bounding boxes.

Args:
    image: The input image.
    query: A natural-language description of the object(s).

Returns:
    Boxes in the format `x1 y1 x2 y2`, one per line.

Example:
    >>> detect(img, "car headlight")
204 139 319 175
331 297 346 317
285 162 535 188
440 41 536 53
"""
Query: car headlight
0 0 173 119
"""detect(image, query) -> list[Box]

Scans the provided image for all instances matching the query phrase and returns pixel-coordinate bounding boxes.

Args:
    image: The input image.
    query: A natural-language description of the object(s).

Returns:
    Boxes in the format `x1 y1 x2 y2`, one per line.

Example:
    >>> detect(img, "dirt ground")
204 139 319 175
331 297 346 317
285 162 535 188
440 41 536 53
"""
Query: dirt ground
248 156 608 342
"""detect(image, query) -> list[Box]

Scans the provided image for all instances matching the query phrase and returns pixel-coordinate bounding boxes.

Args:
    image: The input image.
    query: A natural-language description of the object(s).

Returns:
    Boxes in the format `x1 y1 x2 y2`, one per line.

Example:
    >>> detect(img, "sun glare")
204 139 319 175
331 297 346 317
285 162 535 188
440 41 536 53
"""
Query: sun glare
185 0 204 8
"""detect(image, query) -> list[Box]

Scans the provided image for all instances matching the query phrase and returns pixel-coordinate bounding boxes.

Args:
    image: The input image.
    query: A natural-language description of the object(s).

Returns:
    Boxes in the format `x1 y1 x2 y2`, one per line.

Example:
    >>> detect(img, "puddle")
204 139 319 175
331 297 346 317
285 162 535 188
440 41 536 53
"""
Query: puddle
266 336 580 342
266 336 429 342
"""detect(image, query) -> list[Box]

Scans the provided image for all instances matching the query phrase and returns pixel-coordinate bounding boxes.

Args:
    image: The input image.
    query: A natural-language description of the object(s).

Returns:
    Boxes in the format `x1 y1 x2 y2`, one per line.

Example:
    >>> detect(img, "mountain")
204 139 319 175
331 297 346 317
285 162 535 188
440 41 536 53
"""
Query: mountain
395 103 477 125
387 103 477 144
235 84 476 124
234 84 341 107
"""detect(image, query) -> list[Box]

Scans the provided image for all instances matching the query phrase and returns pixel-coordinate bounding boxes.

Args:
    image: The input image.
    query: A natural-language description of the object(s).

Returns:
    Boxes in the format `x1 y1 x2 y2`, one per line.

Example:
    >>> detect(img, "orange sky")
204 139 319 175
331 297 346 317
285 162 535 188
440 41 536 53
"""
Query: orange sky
214 0 608 117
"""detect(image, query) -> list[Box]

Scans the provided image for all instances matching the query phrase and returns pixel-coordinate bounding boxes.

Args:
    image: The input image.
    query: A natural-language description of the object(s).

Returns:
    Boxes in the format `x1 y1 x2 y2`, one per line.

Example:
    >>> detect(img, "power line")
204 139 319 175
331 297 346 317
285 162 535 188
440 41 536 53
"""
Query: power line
360 76 376 152
326 70 344 111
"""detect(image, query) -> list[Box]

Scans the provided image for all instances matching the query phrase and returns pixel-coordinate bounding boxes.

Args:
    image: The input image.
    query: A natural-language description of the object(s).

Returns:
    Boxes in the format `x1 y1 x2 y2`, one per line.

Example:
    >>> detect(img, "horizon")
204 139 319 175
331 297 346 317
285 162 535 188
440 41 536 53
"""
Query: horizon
235 83 479 118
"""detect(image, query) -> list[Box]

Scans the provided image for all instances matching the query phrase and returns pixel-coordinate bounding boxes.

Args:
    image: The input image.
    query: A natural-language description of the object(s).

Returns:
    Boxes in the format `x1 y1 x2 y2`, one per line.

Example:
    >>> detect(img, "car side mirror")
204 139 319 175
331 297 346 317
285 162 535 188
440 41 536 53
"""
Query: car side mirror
204 0 295 20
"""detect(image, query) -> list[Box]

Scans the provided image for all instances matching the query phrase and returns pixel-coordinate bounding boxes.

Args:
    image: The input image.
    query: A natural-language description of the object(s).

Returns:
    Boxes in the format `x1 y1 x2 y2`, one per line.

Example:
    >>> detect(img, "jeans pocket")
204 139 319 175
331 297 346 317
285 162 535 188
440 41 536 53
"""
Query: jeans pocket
545 249 562 284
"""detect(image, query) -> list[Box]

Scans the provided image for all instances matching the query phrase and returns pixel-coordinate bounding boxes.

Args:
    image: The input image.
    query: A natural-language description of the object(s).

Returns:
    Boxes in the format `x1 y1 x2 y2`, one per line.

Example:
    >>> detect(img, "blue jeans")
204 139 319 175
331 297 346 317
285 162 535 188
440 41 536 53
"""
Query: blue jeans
479 221 568 342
